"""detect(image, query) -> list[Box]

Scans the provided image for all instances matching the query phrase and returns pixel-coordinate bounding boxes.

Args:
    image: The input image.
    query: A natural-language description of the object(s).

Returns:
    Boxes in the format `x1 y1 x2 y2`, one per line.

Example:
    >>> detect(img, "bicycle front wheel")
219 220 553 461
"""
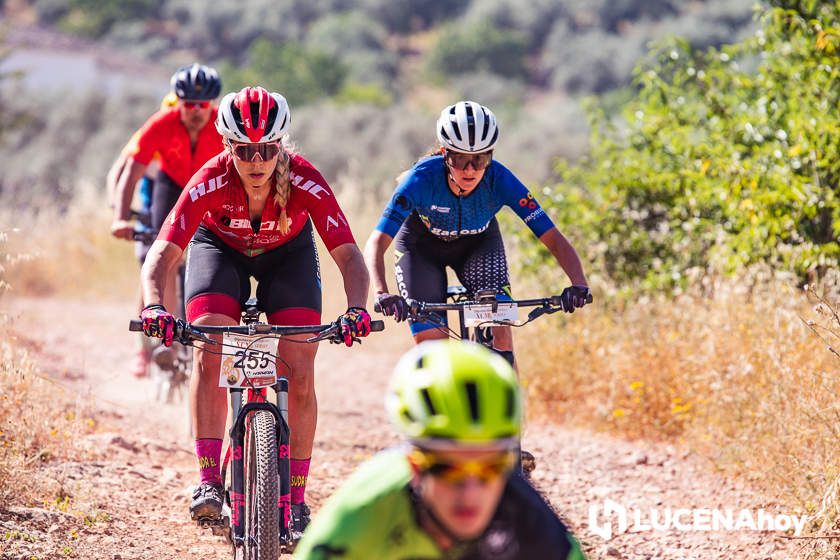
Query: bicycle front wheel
244 410 279 560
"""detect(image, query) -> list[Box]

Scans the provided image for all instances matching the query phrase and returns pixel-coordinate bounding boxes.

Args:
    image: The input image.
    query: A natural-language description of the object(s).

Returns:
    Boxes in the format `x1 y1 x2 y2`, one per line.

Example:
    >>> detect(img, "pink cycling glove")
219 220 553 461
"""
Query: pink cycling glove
140 304 175 347
339 307 371 347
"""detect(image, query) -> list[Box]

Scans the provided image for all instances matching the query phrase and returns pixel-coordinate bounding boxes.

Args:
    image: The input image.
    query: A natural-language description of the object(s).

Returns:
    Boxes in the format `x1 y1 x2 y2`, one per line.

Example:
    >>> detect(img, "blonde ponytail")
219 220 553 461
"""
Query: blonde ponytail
273 148 292 235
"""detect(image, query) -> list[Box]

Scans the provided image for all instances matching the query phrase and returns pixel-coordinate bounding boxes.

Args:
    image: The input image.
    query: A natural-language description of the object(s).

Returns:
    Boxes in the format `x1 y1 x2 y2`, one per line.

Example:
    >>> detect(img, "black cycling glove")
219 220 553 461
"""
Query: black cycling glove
375 293 409 323
559 285 591 313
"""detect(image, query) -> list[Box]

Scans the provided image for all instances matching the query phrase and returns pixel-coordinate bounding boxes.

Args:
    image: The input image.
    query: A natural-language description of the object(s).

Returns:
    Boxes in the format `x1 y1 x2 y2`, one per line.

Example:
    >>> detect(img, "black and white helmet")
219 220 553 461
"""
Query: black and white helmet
436 101 499 154
170 63 222 100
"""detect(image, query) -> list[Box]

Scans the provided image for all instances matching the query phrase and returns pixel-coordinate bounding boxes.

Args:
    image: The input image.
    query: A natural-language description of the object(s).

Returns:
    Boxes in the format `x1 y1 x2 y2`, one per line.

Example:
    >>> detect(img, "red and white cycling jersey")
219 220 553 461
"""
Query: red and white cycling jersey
127 107 224 188
160 151 355 256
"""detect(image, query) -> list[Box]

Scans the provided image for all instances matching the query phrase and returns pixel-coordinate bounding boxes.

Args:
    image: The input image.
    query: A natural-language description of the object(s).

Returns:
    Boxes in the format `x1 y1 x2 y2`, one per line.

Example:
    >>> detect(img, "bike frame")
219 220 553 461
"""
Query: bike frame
227 382 291 548
226 301 291 549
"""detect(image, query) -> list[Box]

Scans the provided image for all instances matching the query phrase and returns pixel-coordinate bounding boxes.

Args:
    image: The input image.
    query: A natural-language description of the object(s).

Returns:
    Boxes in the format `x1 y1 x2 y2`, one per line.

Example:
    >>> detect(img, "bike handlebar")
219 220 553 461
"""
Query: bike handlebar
373 293 593 315
129 318 385 345
132 230 157 243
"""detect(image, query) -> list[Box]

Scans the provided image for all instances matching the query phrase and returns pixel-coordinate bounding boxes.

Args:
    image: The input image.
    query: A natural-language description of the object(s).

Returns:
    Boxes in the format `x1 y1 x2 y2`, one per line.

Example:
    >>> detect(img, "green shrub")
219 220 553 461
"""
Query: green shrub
223 38 347 106
426 18 529 82
531 3 840 291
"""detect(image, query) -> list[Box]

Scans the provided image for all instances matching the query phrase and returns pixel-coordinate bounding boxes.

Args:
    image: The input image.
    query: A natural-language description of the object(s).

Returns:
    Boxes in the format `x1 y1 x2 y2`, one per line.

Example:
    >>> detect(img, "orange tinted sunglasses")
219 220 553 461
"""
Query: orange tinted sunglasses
409 448 516 484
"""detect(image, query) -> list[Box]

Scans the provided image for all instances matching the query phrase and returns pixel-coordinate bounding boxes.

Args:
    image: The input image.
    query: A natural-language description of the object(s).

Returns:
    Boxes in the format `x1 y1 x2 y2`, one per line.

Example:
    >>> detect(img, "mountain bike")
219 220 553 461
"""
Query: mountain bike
375 286 592 475
130 300 384 558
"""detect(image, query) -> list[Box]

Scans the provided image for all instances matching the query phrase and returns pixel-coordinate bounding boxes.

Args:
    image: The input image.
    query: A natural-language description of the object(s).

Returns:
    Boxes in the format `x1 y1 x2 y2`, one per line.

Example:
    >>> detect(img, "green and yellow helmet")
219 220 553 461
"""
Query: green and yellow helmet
386 340 521 449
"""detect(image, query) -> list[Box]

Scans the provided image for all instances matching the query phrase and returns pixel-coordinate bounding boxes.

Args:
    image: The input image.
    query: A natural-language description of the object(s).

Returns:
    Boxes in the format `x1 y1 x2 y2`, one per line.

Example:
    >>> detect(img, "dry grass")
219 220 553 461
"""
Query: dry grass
0 318 100 508
0 223 103 513
1 206 140 300
518 274 840 543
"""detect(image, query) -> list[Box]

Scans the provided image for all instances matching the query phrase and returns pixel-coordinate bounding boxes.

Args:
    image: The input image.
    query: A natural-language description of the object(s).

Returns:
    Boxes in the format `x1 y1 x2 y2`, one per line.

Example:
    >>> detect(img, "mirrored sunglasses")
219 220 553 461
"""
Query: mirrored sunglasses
410 449 515 484
231 142 282 162
445 150 493 171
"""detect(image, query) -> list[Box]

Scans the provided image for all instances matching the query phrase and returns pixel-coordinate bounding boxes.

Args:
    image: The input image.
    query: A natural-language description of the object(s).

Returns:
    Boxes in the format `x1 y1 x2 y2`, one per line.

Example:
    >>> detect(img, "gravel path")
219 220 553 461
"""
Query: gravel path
0 296 805 559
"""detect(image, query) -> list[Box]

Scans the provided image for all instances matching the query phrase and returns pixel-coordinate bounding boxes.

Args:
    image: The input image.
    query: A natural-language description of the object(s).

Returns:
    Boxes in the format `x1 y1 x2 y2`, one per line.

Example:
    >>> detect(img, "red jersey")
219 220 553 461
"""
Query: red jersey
127 108 224 188
160 152 355 256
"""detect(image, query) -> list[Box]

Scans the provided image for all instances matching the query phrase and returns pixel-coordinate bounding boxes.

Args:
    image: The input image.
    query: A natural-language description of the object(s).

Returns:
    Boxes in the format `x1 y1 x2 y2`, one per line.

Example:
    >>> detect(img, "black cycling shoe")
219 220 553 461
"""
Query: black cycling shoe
520 450 536 478
286 502 311 548
190 482 224 522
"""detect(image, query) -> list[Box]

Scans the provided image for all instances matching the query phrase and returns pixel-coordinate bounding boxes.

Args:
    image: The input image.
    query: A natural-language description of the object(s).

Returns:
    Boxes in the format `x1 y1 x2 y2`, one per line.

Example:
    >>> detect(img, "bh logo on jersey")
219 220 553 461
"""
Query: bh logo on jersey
519 192 537 210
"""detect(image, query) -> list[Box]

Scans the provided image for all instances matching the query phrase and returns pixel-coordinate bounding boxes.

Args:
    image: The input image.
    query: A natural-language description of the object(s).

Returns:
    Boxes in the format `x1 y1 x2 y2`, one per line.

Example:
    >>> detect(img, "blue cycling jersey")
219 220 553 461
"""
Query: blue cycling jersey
375 156 555 240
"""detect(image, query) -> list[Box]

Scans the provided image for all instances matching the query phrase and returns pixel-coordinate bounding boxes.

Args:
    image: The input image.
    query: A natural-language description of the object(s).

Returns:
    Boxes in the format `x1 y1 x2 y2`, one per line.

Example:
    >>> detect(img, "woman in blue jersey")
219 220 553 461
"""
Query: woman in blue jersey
364 100 590 367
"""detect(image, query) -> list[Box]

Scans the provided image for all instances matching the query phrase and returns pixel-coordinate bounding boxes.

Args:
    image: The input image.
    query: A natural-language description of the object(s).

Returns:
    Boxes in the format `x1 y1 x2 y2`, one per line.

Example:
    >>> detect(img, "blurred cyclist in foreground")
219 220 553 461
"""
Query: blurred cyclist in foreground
294 340 586 559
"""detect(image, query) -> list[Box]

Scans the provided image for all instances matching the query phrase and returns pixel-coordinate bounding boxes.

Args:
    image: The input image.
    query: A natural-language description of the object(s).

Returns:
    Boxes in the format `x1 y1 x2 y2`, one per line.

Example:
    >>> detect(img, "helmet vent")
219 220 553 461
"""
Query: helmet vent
464 381 480 422
465 104 475 147
505 387 515 419
420 388 437 416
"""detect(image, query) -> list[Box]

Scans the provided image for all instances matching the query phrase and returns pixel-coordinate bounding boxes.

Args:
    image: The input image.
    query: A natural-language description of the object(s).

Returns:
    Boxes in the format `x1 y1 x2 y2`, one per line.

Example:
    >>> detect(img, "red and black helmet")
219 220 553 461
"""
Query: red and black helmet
215 86 290 143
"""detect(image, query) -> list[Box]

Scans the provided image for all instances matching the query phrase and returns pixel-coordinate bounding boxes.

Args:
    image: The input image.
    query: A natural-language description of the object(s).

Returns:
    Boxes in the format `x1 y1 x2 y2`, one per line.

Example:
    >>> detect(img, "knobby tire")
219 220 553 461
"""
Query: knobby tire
244 410 279 560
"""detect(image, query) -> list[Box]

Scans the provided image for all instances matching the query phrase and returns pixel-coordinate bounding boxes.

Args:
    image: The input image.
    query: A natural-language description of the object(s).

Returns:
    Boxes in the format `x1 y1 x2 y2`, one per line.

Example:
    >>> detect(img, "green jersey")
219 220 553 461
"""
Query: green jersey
294 449 586 560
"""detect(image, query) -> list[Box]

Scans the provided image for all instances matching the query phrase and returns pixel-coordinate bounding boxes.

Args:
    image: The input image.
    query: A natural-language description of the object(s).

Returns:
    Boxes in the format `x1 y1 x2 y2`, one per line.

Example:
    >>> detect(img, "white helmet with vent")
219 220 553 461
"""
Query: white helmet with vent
436 101 499 154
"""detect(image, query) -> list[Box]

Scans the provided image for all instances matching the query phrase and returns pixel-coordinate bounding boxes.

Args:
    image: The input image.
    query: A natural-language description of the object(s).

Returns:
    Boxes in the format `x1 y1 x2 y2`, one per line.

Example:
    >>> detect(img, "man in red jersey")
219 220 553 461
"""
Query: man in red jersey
110 63 223 315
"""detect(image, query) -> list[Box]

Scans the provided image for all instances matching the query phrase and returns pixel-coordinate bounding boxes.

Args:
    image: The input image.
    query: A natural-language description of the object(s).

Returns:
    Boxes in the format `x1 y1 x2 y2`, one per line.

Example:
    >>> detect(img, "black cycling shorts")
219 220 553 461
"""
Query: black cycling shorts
184 220 322 324
151 169 181 233
393 212 511 334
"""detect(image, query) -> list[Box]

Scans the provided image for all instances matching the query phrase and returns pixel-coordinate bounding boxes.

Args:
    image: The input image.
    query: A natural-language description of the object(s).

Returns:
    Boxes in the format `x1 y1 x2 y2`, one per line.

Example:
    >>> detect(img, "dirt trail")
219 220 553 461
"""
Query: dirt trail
1 296 805 559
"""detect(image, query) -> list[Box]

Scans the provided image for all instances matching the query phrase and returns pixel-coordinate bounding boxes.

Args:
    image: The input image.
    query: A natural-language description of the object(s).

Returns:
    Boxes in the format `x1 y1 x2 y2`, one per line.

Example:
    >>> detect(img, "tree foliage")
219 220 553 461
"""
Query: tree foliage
426 18 529 82
305 12 397 89
222 39 347 106
51 0 163 38
533 2 840 290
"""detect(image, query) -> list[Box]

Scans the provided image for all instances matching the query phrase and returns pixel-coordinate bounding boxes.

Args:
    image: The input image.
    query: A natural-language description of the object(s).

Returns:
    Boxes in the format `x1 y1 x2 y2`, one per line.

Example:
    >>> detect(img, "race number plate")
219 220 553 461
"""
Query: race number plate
218 333 279 389
463 303 518 327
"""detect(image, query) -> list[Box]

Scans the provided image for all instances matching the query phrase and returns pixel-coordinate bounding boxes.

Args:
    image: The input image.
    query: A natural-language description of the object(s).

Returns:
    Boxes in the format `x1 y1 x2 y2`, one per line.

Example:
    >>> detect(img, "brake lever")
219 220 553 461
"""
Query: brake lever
526 305 564 321
180 322 215 345
527 308 546 321
308 322 344 344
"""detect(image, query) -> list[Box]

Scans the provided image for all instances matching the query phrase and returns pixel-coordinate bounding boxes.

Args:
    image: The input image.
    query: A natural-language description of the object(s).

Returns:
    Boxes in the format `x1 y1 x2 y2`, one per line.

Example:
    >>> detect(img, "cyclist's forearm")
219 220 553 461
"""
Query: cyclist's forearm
363 230 393 294
106 152 128 208
113 158 147 221
539 228 588 286
330 243 371 309
141 240 183 308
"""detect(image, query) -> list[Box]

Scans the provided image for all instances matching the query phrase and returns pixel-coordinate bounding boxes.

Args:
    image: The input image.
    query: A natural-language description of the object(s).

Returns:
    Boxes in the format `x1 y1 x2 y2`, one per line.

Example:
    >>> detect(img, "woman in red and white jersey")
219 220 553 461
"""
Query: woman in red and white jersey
138 86 371 540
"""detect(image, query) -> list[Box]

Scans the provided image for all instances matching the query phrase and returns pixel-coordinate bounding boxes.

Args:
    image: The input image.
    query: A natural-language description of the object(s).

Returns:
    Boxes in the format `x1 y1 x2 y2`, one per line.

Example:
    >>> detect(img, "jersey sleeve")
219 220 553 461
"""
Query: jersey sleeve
495 163 556 238
292 498 382 560
374 170 421 238
120 130 143 157
293 451 436 560
293 159 356 251
158 159 226 249
127 110 169 166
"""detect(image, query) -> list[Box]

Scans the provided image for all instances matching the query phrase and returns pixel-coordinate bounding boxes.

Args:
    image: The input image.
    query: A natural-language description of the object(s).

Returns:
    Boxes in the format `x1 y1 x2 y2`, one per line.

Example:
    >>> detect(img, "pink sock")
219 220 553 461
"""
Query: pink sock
195 438 223 485
290 458 311 504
